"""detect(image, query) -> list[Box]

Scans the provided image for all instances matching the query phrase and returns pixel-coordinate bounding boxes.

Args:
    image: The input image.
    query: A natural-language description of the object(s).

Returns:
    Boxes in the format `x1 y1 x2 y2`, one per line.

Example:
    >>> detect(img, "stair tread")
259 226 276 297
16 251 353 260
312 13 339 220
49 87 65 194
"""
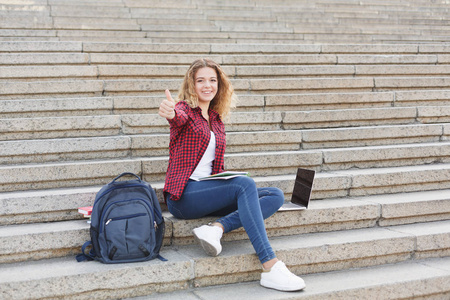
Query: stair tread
2 220 450 275
2 0 450 298
1 221 449 299
134 257 450 300
1 194 449 264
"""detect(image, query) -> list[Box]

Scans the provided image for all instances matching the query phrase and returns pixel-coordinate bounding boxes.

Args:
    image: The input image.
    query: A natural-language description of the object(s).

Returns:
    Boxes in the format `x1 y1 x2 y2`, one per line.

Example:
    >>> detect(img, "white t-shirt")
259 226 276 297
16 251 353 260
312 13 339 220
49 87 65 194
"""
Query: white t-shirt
190 131 216 181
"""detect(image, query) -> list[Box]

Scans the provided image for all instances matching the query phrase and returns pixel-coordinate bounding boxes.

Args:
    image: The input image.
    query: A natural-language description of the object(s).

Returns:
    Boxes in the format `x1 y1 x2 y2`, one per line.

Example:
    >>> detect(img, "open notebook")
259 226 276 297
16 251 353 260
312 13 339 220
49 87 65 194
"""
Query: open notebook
278 168 315 211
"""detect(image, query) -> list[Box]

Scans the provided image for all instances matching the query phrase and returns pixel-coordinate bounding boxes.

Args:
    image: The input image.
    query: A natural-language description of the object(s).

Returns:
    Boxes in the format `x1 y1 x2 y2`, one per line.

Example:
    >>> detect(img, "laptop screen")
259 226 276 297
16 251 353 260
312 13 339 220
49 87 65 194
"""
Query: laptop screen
278 168 315 211
291 168 315 209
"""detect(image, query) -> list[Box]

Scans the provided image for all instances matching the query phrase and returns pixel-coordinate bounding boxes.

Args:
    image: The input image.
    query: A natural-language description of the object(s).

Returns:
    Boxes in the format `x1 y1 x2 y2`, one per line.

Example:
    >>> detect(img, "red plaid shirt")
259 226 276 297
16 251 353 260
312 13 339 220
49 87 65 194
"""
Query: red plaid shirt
163 101 226 201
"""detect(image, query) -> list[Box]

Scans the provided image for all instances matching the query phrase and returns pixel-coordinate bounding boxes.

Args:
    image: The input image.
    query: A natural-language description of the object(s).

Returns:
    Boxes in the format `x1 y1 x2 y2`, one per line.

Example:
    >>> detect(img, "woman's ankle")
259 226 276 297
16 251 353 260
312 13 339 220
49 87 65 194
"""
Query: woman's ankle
262 258 279 271
210 222 225 233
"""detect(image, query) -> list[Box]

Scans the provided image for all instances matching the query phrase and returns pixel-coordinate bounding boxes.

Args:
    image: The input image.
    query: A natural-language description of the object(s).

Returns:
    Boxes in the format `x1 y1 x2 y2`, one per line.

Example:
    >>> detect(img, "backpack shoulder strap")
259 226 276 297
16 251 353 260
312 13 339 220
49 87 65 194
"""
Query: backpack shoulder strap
157 254 168 261
76 241 96 262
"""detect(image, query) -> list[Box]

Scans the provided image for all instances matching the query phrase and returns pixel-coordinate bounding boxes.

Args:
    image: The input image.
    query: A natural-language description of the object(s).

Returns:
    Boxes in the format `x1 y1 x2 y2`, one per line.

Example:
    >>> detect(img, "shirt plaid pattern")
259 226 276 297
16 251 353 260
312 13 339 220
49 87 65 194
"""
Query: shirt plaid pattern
164 101 226 201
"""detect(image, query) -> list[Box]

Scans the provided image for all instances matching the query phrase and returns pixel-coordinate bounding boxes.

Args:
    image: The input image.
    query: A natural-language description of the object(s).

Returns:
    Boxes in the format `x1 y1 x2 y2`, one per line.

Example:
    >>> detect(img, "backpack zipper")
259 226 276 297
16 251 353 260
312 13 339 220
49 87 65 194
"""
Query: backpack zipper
93 184 162 221
105 213 147 225
99 198 156 233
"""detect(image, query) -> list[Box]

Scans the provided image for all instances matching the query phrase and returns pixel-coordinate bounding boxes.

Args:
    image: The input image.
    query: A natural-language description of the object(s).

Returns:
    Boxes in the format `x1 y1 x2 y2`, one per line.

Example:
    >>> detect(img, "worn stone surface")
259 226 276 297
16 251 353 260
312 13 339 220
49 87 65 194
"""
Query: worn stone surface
0 41 82 52
89 53 219 64
418 106 450 123
121 114 169 134
283 107 417 129
224 150 323 176
210 44 321 54
0 65 98 79
321 44 419 54
222 54 337 65
354 189 450 226
375 77 450 90
420 44 450 53
250 77 373 91
83 42 210 53
438 54 450 63
0 136 131 164
337 54 437 64
103 79 181 95
0 186 99 223
302 124 443 149
395 90 450 106
0 251 193 300
0 80 104 99
265 92 393 111
0 115 121 140
322 142 450 170
189 258 450 300
0 215 173 264
235 65 355 77
233 95 265 110
226 130 301 153
227 111 283 131
98 65 193 78
130 134 169 156
0 220 89 261
342 164 450 196
444 124 450 141
390 220 450 258
356 64 450 76
0 159 141 192
53 17 138 26
0 53 89 65
183 226 416 287
0 97 113 118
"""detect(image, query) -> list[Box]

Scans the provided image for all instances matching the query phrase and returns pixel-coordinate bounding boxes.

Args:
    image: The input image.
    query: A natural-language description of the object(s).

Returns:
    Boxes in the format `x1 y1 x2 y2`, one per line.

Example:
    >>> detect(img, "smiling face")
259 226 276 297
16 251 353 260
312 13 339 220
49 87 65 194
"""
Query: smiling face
194 67 218 108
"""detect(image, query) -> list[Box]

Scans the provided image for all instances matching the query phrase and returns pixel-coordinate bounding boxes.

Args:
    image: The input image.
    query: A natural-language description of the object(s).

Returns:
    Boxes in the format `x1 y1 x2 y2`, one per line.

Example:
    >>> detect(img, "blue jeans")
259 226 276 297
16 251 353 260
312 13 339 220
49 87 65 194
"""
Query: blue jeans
166 176 284 264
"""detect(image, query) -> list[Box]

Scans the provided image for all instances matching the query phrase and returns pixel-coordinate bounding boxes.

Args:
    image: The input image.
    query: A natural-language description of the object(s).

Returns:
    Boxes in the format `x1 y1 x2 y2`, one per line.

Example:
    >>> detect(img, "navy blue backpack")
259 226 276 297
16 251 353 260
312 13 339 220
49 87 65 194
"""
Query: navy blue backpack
77 173 166 263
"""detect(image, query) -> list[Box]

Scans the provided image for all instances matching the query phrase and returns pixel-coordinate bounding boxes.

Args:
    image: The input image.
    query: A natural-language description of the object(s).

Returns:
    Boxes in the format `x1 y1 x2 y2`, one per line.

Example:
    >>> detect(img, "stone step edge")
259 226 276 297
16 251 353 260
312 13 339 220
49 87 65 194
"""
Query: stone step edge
0 221 449 300
2 106 449 143
2 152 450 193
1 41 450 54
2 129 448 164
135 257 450 300
2 139 450 169
0 54 449 69
0 198 379 263
4 64 450 80
2 165 450 223
1 191 449 264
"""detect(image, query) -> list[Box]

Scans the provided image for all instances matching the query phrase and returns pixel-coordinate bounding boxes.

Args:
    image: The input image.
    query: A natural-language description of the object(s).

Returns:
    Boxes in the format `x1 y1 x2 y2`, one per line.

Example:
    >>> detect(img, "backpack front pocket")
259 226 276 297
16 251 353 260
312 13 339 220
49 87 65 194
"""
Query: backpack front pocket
101 199 155 261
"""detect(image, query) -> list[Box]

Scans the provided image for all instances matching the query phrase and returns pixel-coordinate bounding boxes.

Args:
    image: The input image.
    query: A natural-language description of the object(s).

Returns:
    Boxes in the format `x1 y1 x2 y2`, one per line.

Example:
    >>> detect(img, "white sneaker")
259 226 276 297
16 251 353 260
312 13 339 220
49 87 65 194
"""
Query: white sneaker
192 224 223 256
260 261 306 292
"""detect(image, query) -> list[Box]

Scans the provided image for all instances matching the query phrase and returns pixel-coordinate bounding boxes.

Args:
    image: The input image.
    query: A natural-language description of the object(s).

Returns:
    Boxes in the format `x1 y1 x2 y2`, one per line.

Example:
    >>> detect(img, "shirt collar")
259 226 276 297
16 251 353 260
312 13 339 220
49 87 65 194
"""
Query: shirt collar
193 106 220 120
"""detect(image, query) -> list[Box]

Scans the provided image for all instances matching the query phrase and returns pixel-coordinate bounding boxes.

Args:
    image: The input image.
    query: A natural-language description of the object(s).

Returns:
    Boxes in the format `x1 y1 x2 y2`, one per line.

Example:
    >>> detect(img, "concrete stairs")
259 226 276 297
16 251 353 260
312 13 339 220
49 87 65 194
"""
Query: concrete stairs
1 0 450 44
1 0 450 299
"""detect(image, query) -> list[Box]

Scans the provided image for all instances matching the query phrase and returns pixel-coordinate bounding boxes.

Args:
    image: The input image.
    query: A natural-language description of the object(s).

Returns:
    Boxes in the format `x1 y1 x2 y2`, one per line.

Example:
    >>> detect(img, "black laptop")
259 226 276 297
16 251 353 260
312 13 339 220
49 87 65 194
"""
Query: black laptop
278 168 315 211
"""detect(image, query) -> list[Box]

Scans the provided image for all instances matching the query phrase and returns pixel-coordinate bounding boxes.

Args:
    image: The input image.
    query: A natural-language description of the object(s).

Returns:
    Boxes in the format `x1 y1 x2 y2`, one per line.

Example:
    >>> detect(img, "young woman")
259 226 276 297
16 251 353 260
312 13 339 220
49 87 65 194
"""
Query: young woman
158 58 305 292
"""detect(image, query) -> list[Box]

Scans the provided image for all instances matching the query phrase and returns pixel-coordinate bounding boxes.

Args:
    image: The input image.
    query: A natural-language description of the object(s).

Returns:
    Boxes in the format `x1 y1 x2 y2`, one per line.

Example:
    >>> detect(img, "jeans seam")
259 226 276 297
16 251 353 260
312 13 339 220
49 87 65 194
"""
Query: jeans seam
167 201 186 219
239 183 273 263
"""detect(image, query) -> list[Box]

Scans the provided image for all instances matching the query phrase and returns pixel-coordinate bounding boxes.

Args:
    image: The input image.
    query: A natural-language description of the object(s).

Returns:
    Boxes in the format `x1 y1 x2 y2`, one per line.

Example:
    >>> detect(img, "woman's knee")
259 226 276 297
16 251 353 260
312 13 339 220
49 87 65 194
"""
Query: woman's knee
257 187 285 218
233 175 257 190
167 201 185 219
268 187 285 208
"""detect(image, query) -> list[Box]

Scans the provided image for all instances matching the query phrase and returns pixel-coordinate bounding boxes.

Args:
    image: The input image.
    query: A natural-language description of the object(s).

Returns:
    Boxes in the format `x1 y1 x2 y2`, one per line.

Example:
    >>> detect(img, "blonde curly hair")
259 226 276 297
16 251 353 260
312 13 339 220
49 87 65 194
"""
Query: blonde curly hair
177 58 237 120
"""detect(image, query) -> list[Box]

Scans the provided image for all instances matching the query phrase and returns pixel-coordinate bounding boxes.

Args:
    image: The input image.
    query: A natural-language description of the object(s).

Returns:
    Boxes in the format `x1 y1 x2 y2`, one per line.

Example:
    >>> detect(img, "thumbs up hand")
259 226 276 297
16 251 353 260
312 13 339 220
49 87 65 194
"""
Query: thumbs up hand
159 89 176 120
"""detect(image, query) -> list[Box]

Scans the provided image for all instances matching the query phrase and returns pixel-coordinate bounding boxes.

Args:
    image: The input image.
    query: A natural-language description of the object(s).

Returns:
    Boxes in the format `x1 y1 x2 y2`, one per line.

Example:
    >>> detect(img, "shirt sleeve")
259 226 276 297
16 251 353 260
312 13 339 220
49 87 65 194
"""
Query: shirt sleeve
167 102 189 128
